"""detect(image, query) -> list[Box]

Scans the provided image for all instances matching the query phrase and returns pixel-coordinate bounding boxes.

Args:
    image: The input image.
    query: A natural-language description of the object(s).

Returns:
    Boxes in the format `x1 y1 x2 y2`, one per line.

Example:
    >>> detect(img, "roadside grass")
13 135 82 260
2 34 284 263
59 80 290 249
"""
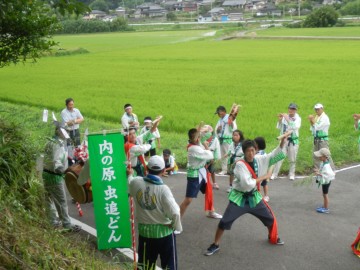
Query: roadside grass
1 29 360 173
0 114 133 269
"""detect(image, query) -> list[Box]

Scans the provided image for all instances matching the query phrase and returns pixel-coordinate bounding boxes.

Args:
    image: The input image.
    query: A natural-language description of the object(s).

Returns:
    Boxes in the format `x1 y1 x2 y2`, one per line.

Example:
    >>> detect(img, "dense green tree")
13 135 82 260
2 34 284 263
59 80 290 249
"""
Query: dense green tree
0 0 88 67
166 12 177 21
89 0 109 12
303 6 339 27
340 0 360 15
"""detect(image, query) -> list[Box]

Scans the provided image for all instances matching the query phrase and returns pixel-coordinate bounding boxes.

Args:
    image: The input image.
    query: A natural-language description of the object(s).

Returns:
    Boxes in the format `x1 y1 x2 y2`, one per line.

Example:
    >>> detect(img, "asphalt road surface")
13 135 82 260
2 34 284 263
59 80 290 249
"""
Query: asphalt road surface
68 166 360 270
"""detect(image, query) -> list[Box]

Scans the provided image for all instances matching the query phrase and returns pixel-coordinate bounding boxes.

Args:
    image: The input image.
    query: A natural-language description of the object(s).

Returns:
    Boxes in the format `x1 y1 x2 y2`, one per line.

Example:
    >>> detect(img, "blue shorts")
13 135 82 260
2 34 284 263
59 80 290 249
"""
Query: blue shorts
186 177 206 198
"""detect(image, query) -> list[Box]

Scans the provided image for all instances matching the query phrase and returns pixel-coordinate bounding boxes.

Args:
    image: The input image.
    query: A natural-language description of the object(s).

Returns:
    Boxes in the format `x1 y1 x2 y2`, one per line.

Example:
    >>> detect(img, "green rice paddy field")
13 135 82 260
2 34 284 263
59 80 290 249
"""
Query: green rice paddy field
1 28 360 172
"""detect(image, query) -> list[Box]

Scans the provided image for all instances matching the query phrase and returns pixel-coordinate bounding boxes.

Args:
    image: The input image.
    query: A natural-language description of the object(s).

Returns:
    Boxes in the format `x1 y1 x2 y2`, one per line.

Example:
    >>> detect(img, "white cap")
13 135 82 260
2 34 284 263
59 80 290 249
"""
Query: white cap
314 103 323 109
147 155 165 171
314 148 331 158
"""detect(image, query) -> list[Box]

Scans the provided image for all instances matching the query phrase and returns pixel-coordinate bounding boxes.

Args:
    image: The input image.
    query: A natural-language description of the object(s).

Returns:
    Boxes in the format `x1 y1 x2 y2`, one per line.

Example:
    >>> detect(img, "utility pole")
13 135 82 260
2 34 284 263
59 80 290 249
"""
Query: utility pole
298 0 300 18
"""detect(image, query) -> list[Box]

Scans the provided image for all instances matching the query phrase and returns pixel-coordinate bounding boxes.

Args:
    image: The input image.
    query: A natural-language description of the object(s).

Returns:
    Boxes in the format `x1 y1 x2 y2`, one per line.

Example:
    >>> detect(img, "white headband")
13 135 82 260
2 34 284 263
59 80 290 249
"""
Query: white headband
125 106 132 110
144 120 152 123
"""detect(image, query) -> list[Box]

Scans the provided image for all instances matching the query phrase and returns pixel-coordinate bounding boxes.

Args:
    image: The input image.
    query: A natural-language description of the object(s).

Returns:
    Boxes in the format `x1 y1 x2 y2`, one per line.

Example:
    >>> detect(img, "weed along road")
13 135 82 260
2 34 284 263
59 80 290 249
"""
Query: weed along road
67 167 360 270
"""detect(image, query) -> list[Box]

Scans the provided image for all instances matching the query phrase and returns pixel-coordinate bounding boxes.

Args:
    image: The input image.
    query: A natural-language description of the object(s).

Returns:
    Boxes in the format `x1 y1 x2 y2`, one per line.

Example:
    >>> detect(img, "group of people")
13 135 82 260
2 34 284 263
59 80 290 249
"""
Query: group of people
126 102 345 270
41 99 359 270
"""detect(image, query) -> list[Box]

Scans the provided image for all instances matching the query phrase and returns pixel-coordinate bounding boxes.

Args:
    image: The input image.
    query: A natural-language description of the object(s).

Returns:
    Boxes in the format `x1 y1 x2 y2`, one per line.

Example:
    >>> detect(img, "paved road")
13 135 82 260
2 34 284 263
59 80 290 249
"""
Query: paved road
68 166 360 270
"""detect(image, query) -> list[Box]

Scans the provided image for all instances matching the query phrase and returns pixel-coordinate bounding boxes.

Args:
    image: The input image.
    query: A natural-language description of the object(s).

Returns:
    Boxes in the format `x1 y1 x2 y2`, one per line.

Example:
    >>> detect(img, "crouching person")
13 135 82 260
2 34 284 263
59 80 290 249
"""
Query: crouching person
127 155 182 270
205 139 286 256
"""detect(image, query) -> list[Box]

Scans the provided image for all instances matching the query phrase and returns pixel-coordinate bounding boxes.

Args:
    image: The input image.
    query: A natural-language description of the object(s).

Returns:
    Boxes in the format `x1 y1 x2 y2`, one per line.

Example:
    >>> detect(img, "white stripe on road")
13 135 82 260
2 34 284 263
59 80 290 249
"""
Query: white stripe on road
176 163 360 178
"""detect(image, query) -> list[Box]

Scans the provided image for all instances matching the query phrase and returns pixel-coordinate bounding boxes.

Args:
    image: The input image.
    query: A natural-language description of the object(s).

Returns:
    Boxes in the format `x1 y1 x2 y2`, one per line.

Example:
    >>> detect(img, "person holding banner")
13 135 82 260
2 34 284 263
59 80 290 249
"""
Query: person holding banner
127 155 182 270
121 103 139 132
205 138 289 256
180 128 222 219
61 98 84 147
42 124 81 232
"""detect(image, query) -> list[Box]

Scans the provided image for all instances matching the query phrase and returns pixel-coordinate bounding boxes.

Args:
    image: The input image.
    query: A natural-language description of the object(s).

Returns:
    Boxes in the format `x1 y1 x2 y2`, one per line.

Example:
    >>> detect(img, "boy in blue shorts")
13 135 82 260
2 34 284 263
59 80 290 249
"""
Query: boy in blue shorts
180 128 222 219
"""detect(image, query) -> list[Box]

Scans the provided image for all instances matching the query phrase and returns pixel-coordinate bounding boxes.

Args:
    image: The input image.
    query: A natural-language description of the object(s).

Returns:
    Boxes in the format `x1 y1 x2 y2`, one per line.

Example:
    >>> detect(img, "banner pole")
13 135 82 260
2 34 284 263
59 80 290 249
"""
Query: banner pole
126 149 137 270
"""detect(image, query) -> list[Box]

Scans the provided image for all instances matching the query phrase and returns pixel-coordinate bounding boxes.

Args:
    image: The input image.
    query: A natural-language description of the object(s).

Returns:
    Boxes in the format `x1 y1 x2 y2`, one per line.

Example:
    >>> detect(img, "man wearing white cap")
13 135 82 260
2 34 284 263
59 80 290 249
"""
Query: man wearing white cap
271 103 301 180
308 103 331 169
127 155 182 270
121 103 139 132
313 148 335 214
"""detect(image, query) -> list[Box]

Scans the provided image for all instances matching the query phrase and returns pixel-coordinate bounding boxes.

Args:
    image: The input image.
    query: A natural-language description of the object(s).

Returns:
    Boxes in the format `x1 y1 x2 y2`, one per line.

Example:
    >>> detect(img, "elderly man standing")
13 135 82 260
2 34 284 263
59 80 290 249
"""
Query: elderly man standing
121 103 139 132
308 103 331 170
271 103 301 181
127 155 182 270
214 106 237 175
61 98 84 147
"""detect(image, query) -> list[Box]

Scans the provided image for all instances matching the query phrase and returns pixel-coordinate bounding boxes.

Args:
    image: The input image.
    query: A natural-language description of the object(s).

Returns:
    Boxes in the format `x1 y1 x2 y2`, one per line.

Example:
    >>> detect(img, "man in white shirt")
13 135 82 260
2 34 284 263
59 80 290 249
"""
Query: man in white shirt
214 106 237 174
271 103 301 181
127 155 182 270
61 98 84 146
308 103 331 169
121 103 139 132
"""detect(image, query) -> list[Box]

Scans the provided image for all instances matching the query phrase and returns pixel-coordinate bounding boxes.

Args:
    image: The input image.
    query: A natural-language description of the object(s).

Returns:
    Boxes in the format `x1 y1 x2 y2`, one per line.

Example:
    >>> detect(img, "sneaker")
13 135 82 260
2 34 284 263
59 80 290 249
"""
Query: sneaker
207 212 223 219
218 171 227 175
270 175 277 180
226 186 232 193
204 243 220 256
63 224 82 233
317 208 330 214
174 230 182 235
263 196 270 202
276 238 285 245
316 206 324 211
213 183 220 190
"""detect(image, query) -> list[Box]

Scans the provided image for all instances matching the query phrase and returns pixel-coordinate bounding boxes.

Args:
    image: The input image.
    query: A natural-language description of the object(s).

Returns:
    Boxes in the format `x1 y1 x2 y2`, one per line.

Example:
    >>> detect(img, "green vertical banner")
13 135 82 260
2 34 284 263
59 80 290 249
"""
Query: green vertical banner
88 132 131 250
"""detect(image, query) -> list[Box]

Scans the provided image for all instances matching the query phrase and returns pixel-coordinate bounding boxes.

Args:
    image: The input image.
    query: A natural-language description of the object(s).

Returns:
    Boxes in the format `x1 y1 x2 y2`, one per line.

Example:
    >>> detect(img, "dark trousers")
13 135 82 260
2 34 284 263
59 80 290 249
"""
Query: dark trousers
219 201 274 230
67 129 81 146
138 233 177 270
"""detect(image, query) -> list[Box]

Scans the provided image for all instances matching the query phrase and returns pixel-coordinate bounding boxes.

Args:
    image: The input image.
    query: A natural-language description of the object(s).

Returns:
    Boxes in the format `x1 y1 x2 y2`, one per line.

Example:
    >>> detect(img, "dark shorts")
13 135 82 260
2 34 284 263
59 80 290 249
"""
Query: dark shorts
218 201 274 230
185 177 206 198
138 233 177 270
207 163 215 174
261 179 268 187
144 148 156 157
322 182 331 195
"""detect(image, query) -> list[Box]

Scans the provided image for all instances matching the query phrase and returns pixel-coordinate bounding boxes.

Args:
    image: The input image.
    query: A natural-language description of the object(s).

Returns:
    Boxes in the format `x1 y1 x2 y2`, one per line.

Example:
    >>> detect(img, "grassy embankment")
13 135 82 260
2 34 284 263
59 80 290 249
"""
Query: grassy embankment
0 105 133 269
1 29 360 173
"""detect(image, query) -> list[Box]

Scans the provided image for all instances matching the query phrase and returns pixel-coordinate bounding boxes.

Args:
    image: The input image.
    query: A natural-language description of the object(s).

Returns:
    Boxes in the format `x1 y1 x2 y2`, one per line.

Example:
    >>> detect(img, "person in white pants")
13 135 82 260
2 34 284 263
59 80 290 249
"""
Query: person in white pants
271 103 301 181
